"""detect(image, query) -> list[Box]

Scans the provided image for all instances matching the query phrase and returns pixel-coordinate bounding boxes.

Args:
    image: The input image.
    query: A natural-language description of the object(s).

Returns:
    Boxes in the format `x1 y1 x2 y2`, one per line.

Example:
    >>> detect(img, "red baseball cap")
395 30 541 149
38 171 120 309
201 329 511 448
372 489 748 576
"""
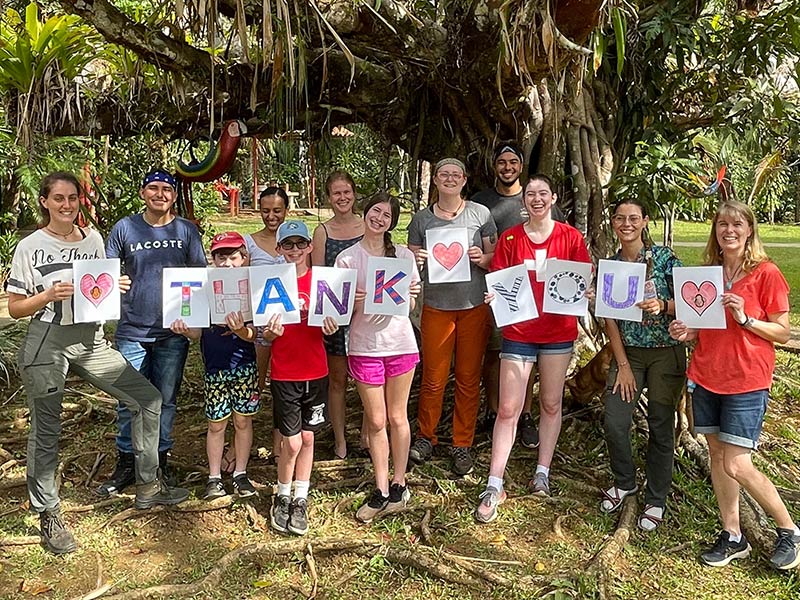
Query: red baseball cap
210 231 246 253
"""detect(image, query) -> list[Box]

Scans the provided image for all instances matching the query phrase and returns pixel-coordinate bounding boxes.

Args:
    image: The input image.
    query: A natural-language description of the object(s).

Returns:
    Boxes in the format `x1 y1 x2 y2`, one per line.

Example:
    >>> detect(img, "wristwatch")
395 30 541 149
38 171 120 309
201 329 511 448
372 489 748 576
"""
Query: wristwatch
738 315 754 328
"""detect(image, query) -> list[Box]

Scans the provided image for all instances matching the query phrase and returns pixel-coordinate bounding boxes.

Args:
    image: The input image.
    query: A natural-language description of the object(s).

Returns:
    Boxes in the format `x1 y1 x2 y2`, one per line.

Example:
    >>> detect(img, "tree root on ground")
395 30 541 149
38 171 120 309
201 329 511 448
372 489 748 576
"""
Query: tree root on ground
100 496 236 529
587 495 637 600
0 535 40 546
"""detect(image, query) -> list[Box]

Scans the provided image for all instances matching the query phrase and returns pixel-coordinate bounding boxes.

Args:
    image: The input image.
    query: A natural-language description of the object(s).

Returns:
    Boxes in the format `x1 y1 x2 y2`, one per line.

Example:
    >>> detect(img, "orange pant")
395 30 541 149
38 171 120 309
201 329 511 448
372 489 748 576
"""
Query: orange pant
417 303 490 448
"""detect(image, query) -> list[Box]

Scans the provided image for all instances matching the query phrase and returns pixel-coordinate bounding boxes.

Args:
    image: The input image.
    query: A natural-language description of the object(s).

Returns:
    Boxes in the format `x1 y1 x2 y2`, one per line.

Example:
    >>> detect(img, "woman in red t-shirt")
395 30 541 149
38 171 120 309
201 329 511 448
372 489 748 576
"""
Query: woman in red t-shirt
475 175 591 522
669 200 796 570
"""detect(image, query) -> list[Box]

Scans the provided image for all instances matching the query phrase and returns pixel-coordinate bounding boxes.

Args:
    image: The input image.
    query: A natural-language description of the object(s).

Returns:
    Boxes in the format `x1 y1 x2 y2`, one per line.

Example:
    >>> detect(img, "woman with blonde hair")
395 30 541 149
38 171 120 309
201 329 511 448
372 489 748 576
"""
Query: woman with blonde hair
670 200 796 570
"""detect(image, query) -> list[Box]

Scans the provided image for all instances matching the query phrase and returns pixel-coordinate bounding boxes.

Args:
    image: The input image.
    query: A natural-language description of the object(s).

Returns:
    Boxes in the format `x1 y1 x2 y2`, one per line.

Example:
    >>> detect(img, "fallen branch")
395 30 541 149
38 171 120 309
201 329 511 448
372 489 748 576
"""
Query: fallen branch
85 452 107 488
0 478 26 491
0 535 40 546
420 509 432 544
305 543 319 599
64 496 132 513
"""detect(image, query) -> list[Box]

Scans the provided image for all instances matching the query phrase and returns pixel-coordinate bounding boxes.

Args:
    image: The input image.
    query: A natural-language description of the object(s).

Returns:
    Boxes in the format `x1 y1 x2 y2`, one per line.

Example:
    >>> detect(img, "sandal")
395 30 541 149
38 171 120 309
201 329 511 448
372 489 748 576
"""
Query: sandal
600 485 638 513
221 448 236 475
638 504 664 532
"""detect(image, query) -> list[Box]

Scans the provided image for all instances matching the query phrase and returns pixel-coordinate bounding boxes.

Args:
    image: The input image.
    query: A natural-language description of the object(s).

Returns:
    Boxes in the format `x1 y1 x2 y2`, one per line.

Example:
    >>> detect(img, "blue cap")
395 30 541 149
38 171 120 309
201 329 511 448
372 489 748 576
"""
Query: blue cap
276 220 311 243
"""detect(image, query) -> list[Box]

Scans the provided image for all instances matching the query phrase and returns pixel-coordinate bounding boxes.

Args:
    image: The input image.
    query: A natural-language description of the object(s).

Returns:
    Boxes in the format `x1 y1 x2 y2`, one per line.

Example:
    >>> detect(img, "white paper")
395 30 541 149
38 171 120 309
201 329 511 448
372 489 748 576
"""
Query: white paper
364 256 415 316
162 267 209 328
485 264 538 327
673 266 726 329
542 259 592 317
426 227 471 284
594 260 646 322
73 259 120 323
524 249 548 282
207 267 252 325
249 264 301 326
308 266 357 326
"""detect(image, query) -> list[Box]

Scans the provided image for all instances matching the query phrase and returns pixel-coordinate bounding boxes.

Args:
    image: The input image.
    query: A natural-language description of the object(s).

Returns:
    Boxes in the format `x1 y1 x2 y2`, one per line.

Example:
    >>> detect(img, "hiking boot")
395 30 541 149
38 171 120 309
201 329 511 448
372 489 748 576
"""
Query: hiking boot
355 488 389 524
232 473 258 498
39 509 77 555
288 498 309 536
700 531 751 567
384 482 411 514
518 412 539 449
271 494 291 534
159 451 178 487
96 451 135 497
204 478 227 500
529 472 551 497
450 446 473 476
408 438 433 465
134 477 190 510
483 410 497 438
770 525 800 570
474 486 507 524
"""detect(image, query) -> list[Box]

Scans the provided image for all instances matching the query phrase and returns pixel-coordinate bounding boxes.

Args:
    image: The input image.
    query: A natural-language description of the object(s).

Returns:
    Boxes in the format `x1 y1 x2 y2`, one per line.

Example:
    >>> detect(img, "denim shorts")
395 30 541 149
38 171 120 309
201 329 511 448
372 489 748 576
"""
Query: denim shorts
692 384 769 449
499 339 574 363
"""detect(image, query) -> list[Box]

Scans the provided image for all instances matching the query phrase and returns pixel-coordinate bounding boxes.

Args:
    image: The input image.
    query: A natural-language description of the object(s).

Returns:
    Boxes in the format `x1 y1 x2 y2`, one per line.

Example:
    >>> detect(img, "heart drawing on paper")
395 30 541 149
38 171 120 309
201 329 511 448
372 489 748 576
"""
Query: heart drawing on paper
80 273 114 307
680 281 717 316
431 242 464 271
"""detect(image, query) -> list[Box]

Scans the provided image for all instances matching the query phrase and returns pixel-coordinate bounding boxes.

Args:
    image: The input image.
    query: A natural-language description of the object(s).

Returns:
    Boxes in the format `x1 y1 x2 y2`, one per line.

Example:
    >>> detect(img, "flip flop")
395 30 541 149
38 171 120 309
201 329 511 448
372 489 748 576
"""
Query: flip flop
221 449 236 475
600 485 638 513
638 504 664 532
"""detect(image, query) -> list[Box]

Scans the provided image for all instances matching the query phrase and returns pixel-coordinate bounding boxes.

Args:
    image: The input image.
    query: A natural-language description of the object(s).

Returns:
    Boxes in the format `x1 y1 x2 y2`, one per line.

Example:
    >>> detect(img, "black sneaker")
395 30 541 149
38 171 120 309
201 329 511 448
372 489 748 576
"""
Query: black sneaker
355 488 389 523
518 413 539 448
159 451 178 487
288 498 309 536
385 483 411 514
771 525 800 570
39 509 77 555
700 531 751 567
409 438 433 465
271 494 291 533
96 451 135 497
483 410 497 438
450 446 473 476
204 478 227 500
232 474 258 498
134 477 190 510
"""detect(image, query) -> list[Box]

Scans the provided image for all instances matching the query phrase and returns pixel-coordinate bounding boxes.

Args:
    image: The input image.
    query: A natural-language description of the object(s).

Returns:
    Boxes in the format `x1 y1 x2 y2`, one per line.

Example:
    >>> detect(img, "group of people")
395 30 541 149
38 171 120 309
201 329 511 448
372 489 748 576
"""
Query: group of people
7 142 798 572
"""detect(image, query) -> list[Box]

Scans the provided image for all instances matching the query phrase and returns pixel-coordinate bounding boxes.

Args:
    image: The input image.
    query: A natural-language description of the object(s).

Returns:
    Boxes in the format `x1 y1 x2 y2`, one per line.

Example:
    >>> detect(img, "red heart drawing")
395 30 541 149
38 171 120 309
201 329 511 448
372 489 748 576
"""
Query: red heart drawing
680 281 718 316
431 242 464 271
80 273 114 307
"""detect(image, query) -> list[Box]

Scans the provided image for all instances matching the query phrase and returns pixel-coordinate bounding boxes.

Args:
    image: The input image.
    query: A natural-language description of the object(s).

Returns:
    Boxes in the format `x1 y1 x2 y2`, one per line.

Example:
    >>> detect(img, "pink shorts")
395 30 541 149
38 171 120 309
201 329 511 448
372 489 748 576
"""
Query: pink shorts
348 353 420 385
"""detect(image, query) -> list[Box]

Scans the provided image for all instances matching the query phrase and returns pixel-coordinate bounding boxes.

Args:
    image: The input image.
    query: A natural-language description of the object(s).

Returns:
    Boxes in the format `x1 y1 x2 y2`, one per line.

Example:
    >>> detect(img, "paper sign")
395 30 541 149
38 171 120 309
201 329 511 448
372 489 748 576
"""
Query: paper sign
673 266 726 329
162 267 209 328
364 256 415 316
542 259 592 317
426 227 470 284
486 264 538 327
524 249 548 282
207 267 252 324
250 264 300 325
595 260 646 322
309 266 357 326
73 259 120 323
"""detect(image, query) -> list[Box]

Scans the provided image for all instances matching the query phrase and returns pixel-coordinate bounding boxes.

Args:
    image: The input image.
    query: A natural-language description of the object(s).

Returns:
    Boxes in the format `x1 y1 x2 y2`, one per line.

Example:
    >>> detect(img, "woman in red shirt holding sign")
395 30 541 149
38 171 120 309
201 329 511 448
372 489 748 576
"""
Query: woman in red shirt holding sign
669 200 797 570
475 175 590 523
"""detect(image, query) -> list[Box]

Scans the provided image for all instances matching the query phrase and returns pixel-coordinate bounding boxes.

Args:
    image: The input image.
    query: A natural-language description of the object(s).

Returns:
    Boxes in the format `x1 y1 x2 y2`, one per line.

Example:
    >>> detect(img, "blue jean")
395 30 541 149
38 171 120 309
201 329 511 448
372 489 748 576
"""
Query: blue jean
692 384 769 450
115 335 190 453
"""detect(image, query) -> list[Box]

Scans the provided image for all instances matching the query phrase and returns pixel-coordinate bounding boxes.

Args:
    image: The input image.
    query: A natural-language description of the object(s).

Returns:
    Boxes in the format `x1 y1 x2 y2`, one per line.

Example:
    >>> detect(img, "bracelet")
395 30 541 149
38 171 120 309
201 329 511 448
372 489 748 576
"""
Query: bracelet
618 361 629 368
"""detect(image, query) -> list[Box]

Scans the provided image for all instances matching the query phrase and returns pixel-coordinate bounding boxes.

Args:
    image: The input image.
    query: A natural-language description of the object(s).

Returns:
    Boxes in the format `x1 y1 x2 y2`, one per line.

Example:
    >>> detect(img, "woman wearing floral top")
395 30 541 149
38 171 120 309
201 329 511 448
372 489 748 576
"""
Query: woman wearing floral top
600 199 686 532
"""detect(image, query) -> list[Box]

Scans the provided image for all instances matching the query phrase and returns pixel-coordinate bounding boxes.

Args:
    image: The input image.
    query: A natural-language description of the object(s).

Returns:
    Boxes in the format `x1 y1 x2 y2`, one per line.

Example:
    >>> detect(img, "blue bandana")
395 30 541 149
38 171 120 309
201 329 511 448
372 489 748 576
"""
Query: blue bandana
142 170 177 189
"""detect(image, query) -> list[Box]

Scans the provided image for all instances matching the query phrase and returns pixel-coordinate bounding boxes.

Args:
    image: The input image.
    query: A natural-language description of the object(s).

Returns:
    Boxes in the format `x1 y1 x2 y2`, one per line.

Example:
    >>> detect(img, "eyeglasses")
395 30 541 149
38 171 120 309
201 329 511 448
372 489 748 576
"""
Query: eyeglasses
611 215 643 225
279 240 310 250
437 172 463 181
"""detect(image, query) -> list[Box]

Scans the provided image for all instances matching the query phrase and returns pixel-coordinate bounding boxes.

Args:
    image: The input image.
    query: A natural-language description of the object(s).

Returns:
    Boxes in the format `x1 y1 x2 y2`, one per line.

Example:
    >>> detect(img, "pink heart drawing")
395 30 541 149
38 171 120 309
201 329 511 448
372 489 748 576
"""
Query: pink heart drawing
681 281 718 317
80 273 114 307
431 242 464 271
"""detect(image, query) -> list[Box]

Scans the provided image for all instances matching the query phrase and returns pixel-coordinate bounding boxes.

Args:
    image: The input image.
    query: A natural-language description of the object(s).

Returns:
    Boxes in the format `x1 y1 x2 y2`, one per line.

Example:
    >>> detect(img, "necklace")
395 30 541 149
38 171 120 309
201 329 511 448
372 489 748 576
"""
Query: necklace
45 224 76 239
724 262 744 290
435 199 464 218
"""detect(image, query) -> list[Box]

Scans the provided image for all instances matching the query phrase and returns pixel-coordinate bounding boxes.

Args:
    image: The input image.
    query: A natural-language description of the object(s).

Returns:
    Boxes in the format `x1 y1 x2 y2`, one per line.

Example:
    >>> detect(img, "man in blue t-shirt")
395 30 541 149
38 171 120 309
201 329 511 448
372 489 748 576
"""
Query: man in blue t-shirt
97 169 207 497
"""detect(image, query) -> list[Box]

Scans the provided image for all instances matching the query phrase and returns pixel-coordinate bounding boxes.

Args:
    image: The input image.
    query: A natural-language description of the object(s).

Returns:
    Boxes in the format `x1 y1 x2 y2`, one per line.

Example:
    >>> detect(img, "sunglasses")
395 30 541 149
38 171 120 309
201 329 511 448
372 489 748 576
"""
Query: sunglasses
279 240 310 250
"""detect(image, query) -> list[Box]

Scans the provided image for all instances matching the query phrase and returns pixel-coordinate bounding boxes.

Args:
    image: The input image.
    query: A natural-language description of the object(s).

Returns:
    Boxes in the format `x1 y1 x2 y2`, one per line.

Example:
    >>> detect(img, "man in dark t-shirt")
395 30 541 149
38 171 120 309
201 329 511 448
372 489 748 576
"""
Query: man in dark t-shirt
97 169 207 497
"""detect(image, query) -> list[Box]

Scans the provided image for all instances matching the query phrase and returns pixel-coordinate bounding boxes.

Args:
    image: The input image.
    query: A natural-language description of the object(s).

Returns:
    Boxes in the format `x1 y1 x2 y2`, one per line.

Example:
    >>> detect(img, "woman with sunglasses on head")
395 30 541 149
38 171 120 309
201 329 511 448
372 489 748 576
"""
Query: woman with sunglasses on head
670 200 797 570
311 171 366 459
599 199 685 532
336 193 421 523
407 158 497 477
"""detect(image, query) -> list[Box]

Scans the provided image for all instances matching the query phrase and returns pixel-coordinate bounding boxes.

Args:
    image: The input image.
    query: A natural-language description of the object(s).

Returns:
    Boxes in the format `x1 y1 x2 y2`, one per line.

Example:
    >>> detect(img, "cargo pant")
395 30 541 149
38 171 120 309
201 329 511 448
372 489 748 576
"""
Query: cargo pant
19 320 162 513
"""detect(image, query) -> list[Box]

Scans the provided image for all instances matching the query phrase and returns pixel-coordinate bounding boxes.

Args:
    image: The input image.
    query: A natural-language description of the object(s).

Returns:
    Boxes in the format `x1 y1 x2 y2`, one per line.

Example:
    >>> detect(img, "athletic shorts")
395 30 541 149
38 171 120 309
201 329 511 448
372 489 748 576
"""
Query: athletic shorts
499 339 574 363
348 353 419 385
204 362 260 421
692 384 769 450
271 377 329 436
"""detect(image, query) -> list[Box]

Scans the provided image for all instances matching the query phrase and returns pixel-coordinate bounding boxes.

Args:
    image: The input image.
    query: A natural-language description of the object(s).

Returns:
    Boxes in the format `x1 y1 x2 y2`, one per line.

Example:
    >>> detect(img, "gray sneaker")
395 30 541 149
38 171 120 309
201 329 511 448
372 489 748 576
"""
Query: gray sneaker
135 478 190 510
771 525 800 570
39 509 77 555
270 494 291 533
529 472 550 497
474 486 507 524
204 478 227 500
409 438 433 465
384 483 411 514
450 446 473 476
288 498 309 536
